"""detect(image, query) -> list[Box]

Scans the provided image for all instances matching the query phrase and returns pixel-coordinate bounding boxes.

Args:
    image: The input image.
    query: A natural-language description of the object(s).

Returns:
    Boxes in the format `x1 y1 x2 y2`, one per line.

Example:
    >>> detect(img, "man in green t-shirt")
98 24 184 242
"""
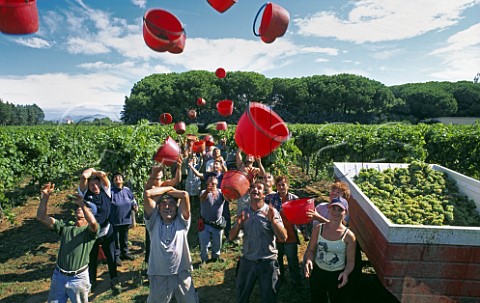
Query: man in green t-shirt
36 182 99 303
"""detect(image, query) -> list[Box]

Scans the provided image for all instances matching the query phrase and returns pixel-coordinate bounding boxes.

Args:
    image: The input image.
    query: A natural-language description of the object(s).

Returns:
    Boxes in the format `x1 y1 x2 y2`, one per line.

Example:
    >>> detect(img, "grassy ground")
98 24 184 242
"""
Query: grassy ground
0 170 399 303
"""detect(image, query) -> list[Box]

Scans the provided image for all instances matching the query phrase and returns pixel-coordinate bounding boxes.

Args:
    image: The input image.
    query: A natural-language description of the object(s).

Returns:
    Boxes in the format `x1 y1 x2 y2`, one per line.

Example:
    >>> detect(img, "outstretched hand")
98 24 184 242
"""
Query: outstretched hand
236 210 249 226
71 194 85 207
262 204 276 222
40 182 55 201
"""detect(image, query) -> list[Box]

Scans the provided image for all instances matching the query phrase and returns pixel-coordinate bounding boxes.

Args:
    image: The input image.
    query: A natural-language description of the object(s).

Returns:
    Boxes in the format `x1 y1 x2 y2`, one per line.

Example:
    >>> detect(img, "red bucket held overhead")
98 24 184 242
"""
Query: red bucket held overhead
282 198 315 225
143 9 185 53
0 0 39 35
216 99 234 117
215 67 227 79
235 102 289 158
174 121 186 134
153 136 181 166
220 170 251 202
207 0 237 13
159 113 173 125
253 2 290 43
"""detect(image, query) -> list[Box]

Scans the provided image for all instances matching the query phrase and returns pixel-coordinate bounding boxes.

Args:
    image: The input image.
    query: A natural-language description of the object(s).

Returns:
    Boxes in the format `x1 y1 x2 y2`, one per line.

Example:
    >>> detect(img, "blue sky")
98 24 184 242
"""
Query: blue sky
0 0 479 121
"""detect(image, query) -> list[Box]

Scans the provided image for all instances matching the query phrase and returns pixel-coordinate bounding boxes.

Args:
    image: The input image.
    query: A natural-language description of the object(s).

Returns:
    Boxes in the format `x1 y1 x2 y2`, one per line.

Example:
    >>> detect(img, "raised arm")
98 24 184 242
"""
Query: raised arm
72 194 98 233
235 148 244 171
188 160 205 179
266 205 287 242
166 189 190 220
36 182 56 229
229 210 249 241
143 185 175 219
79 168 110 193
256 157 265 177
163 158 182 187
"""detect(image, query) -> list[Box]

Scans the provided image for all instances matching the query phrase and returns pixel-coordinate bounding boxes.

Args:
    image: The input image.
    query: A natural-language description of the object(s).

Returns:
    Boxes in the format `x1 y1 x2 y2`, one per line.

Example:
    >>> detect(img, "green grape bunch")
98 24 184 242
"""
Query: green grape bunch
354 161 480 226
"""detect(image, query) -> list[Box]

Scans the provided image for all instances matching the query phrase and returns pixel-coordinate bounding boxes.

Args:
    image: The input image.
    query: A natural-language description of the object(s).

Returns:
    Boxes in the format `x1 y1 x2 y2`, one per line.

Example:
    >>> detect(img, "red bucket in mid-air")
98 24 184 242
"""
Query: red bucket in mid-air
174 121 186 134
159 113 173 125
221 170 251 202
235 102 289 158
207 0 237 13
253 2 289 43
153 136 181 166
192 140 206 153
217 100 234 117
143 9 185 53
216 121 227 131
0 0 39 35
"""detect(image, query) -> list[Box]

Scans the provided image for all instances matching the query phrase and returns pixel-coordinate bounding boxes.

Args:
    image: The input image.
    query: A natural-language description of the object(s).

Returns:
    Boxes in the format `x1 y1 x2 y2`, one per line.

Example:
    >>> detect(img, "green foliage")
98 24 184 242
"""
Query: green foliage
354 161 480 226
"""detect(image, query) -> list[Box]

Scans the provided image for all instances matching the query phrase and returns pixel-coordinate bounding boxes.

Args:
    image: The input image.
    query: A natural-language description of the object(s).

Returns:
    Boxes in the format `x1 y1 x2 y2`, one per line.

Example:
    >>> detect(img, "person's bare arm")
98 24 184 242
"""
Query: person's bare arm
256 157 265 177
188 161 205 179
36 183 56 229
72 194 98 233
304 224 320 278
338 230 356 288
79 168 110 192
266 205 287 242
143 186 175 219
235 148 244 171
229 211 249 241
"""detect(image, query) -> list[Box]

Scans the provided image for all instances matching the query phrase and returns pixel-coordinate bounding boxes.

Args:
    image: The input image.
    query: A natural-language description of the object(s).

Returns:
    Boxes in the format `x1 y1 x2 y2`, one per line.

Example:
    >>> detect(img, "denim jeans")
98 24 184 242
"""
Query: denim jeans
48 268 90 303
199 224 223 262
236 257 281 303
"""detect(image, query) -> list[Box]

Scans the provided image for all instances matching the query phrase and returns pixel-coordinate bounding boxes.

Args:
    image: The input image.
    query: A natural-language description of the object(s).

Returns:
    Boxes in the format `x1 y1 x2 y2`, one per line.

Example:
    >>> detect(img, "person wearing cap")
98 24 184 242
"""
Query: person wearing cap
79 167 119 292
110 172 138 265
229 180 287 303
304 197 356 303
36 182 99 303
143 185 199 303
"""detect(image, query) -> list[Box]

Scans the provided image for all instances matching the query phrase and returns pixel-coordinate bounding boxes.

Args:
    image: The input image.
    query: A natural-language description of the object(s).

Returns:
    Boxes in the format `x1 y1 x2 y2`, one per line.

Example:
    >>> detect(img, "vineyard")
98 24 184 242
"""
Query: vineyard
1 121 480 222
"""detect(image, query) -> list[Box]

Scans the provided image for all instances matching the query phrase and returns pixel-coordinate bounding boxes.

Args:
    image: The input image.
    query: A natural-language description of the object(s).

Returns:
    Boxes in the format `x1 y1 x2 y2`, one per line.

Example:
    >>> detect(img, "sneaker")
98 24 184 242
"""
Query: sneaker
111 277 121 293
120 254 135 261
115 257 123 267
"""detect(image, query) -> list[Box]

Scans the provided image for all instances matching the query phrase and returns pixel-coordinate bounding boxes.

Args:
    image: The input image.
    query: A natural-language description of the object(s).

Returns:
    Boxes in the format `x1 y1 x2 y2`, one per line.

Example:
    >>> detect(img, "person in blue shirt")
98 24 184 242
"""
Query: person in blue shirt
110 172 138 265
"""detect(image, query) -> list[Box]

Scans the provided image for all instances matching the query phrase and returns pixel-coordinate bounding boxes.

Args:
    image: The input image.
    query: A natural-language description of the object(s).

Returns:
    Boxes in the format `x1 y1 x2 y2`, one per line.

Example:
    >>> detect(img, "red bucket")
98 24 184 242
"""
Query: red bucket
153 136 181 166
216 121 227 131
220 170 251 202
188 109 197 119
215 67 227 79
143 9 184 52
192 140 206 154
174 121 186 134
159 113 173 125
282 198 315 225
234 102 289 158
0 0 39 35
207 0 237 13
197 97 206 106
167 32 186 54
253 2 290 43
217 100 234 117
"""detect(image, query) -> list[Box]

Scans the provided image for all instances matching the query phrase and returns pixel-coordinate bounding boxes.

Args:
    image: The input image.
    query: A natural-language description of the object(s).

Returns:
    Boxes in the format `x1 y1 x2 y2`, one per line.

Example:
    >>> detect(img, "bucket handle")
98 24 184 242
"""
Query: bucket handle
252 3 268 37
245 102 291 143
143 17 185 40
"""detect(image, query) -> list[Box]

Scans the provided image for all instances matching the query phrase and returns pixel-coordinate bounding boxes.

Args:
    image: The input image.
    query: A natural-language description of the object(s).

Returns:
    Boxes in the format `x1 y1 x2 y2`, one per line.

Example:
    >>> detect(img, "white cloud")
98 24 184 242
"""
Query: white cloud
299 47 339 56
428 23 480 80
14 37 52 49
294 0 480 43
131 0 146 9
66 37 111 54
0 73 131 119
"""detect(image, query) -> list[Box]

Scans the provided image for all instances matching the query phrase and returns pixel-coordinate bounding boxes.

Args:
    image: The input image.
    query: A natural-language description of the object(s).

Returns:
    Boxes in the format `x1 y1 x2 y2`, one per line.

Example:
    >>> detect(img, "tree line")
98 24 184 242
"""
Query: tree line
0 99 45 126
121 71 480 125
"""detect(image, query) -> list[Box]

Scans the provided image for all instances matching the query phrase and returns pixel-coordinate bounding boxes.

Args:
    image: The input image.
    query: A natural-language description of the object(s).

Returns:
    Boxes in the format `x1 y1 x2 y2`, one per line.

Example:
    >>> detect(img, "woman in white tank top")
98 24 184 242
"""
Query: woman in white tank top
304 197 356 303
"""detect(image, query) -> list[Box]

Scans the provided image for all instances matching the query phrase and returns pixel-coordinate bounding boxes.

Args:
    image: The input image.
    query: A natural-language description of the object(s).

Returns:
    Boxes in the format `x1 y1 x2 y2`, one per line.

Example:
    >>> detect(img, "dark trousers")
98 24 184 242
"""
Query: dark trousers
222 200 231 239
309 263 351 303
89 227 118 284
113 224 130 258
277 242 302 282
236 257 280 303
145 228 150 263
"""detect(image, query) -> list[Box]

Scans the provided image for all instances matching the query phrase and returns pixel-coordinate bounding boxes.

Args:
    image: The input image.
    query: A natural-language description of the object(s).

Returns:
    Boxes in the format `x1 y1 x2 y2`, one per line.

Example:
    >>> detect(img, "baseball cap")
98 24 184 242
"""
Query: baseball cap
329 197 349 212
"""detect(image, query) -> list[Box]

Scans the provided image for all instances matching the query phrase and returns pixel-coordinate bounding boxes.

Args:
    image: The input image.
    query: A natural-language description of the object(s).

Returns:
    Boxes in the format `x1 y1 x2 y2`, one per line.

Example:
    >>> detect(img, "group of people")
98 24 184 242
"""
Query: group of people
35 132 357 303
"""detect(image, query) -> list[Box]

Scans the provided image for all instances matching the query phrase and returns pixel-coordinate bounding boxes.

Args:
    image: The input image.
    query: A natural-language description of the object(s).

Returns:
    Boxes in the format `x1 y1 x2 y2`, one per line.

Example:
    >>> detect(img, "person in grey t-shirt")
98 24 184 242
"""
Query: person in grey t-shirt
143 185 198 303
